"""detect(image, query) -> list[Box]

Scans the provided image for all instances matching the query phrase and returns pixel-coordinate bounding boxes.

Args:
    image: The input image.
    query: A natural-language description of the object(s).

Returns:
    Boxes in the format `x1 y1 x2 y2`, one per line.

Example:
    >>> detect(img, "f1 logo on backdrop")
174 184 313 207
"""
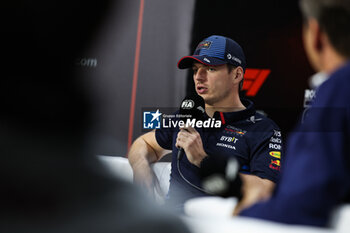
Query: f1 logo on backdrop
242 69 271 96
143 109 162 129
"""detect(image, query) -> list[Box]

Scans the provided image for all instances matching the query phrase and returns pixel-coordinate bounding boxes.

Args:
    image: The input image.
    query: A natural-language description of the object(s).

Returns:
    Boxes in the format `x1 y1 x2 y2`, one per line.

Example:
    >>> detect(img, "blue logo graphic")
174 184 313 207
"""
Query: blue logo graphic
143 109 162 129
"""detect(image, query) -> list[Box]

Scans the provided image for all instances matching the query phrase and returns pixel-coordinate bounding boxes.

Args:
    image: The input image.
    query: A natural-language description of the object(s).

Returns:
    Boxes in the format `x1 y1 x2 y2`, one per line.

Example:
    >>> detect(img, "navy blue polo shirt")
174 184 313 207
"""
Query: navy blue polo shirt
155 99 283 204
240 62 350 227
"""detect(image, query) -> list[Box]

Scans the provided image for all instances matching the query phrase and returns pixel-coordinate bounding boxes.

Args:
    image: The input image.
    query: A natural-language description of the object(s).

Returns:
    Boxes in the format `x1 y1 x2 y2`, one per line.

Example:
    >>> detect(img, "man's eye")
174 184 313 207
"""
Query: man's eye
208 67 216 71
193 69 198 73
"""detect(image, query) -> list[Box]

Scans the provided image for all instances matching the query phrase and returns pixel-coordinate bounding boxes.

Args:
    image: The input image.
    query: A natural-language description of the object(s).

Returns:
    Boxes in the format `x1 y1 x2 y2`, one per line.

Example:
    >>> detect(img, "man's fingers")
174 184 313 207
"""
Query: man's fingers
175 135 183 148
179 127 198 139
177 130 190 139
180 126 197 133
185 126 197 133
177 126 201 150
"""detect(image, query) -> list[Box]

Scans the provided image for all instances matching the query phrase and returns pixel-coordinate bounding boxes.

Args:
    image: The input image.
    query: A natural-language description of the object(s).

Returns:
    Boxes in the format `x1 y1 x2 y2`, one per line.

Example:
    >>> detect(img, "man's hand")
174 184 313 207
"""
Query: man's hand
175 126 208 167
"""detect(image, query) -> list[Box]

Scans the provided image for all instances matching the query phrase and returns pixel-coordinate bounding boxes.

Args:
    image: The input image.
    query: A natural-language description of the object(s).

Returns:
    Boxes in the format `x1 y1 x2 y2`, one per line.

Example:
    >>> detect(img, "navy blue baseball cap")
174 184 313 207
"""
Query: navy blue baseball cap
177 35 246 71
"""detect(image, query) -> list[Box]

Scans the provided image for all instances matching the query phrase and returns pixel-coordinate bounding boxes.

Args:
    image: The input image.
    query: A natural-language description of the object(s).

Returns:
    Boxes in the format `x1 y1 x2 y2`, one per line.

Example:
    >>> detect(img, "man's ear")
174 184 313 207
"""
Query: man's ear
233 66 244 84
303 18 326 71
308 18 323 53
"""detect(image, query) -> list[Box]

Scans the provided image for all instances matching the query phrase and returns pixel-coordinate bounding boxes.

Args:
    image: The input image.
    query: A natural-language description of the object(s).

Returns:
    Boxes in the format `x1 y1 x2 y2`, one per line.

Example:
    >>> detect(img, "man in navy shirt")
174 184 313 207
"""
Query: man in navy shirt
128 35 283 208
240 0 350 227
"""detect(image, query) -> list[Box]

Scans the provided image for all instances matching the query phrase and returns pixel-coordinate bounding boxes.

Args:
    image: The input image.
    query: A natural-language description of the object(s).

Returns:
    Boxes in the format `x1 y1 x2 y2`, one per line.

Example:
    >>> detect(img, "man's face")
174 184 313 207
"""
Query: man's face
192 62 236 106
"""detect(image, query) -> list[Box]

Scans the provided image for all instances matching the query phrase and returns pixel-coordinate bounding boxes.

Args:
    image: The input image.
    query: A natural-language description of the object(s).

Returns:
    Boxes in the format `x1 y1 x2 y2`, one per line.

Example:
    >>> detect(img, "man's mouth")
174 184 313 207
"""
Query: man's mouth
197 85 208 94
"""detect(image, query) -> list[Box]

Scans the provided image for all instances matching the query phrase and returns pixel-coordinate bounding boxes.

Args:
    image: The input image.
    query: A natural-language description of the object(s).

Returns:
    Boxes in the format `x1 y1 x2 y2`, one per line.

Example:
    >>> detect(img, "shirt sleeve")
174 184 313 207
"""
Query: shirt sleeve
248 121 283 183
155 128 173 150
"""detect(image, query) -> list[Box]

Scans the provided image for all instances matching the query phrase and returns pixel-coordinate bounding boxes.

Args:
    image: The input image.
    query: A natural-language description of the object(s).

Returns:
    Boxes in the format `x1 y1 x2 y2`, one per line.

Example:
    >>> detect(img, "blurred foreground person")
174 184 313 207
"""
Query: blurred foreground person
240 0 350 227
0 1 190 232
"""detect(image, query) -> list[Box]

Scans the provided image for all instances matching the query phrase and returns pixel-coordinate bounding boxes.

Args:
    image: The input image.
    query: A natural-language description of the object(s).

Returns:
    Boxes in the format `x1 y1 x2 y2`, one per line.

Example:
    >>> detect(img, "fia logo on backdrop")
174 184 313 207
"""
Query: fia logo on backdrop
143 109 162 129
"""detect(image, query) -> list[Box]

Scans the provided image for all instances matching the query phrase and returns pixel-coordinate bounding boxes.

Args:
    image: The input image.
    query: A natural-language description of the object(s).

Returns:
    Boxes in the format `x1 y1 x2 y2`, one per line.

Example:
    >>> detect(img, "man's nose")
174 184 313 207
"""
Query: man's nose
194 67 206 81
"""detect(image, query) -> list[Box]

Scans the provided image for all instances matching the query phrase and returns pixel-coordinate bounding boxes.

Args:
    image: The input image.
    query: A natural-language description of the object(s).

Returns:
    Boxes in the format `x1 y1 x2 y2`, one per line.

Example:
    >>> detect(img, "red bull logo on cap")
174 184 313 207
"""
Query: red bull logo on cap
196 41 212 50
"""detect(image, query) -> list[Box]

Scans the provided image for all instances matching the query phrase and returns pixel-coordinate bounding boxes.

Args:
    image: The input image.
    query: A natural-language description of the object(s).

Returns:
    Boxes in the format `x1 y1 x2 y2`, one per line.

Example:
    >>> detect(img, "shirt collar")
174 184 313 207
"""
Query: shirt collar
210 99 255 125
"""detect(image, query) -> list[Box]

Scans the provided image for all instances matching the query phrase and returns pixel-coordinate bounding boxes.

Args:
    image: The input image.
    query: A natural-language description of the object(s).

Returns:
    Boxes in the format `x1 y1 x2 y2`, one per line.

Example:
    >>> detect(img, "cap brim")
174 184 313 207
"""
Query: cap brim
177 55 227 69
